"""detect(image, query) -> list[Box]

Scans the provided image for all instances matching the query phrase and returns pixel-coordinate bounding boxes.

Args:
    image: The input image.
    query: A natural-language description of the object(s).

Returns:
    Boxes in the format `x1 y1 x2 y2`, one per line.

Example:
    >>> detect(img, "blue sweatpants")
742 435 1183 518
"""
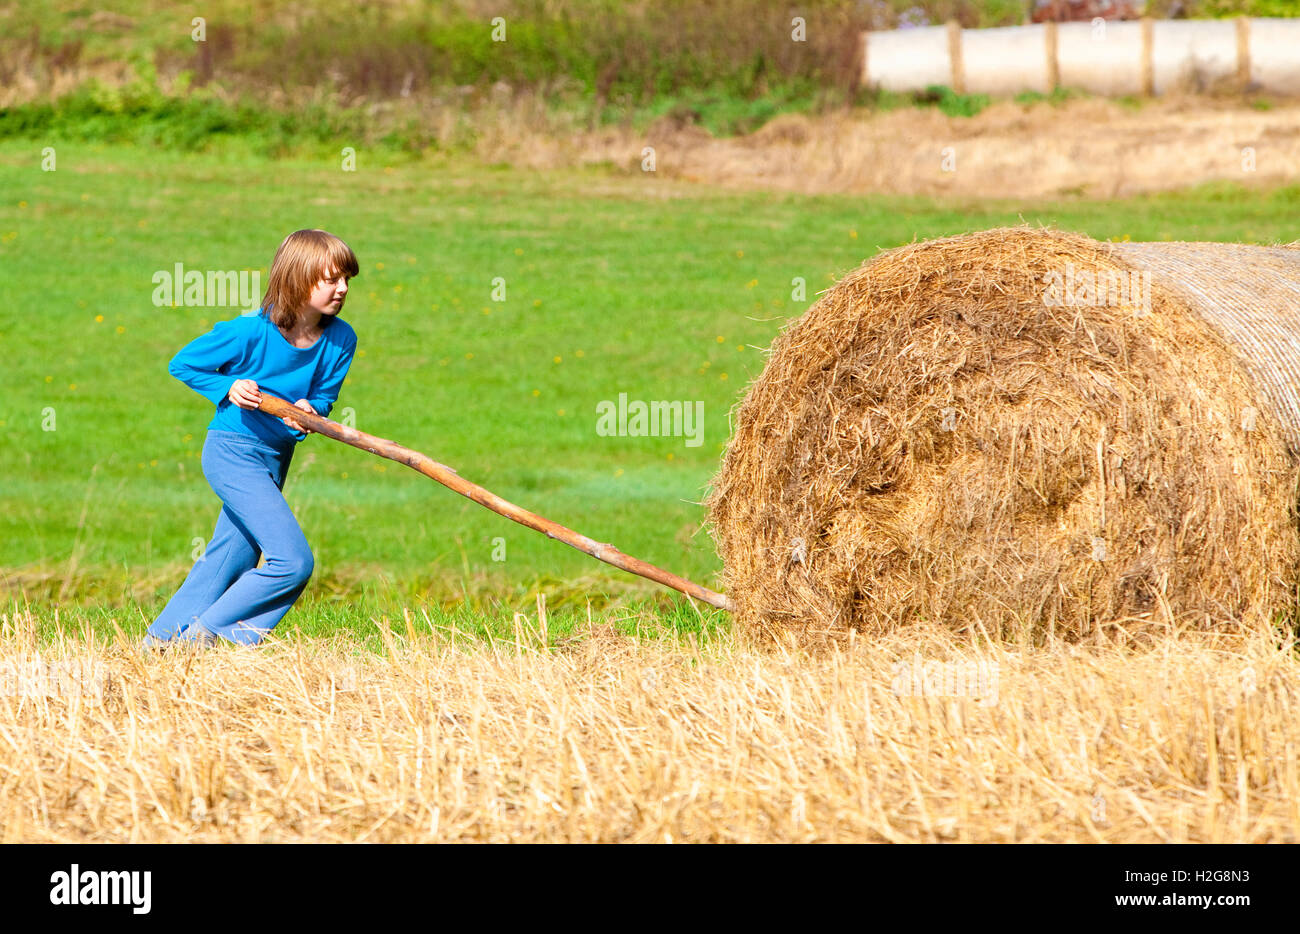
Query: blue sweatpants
147 430 314 646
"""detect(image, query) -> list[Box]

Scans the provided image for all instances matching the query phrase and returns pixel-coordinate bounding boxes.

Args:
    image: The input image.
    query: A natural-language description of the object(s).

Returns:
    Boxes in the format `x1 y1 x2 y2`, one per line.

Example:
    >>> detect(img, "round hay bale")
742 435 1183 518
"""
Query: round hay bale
705 227 1300 641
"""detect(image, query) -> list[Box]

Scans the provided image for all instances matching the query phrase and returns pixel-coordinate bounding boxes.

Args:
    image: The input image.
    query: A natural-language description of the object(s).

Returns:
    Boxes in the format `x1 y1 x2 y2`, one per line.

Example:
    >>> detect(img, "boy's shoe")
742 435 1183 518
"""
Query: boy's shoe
140 633 171 654
177 623 220 648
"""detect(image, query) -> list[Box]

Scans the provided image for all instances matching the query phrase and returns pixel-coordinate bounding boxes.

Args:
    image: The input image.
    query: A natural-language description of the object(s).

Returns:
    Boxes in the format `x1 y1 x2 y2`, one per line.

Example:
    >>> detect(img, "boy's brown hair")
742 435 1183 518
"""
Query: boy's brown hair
259 229 359 330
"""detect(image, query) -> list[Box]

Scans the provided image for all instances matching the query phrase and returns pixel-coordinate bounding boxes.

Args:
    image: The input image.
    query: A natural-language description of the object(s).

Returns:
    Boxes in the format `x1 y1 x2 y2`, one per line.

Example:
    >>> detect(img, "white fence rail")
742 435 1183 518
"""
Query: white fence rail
863 18 1300 96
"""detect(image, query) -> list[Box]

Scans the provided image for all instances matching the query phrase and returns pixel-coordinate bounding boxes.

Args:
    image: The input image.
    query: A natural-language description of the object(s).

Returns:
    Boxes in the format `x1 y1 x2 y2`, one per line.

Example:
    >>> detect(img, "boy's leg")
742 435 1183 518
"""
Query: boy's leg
192 441 313 646
146 506 260 641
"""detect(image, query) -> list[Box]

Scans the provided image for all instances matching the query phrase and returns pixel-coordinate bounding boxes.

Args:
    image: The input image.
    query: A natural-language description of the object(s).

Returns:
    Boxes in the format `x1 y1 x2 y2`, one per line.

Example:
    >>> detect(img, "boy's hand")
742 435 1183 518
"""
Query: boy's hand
228 379 261 410
282 399 317 434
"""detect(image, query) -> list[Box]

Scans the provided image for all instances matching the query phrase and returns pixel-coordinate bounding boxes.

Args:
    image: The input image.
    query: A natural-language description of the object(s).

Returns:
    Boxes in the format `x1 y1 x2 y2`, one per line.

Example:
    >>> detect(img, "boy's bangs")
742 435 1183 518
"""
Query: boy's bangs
319 237 360 280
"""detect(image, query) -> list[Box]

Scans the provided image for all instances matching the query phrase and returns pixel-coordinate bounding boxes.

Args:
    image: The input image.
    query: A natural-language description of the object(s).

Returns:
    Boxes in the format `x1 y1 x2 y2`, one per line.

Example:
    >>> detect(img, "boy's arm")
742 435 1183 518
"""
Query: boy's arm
305 333 358 419
168 318 247 405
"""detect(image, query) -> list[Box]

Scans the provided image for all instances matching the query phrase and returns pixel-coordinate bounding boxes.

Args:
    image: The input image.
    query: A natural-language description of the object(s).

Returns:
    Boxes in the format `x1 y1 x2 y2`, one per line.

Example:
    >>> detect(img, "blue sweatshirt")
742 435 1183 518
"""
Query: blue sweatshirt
169 308 358 445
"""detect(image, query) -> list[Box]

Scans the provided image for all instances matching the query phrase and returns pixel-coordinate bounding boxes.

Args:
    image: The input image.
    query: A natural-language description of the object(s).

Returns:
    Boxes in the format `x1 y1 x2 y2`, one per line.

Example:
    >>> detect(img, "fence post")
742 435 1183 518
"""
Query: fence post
1045 20 1059 93
947 20 965 94
1140 16 1154 96
1236 17 1251 92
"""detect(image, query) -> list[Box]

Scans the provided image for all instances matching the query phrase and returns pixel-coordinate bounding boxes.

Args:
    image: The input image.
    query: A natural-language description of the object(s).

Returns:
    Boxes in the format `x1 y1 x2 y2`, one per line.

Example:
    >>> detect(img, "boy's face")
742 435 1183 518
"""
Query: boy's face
307 265 349 318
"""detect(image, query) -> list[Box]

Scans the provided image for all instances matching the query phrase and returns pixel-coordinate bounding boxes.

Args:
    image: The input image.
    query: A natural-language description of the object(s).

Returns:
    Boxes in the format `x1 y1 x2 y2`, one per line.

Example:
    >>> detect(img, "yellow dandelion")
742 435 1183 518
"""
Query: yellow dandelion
666 452 674 461
376 262 385 270
532 389 540 397
557 409 566 416
150 459 158 467
850 230 858 239
533 299 541 307
357 349 366 357
575 349 584 358
465 352 474 360
720 373 728 380
553 355 562 364
745 279 757 289
69 383 77 390
116 326 125 334
18 201 26 208
716 335 725 343
735 250 743 258
45 376 52 383
94 315 104 323
514 248 523 256
341 472 349 479
615 468 624 477
702 361 711 368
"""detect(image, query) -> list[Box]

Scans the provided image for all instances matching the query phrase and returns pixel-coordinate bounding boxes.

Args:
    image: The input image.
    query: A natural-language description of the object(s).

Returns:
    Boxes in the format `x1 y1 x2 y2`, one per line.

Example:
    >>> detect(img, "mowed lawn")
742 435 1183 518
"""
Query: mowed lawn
2 138 1298 631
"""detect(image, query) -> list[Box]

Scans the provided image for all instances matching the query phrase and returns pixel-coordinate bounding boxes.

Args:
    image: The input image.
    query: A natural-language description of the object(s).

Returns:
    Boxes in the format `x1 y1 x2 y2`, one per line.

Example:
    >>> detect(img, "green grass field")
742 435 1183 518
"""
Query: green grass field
3 138 1298 644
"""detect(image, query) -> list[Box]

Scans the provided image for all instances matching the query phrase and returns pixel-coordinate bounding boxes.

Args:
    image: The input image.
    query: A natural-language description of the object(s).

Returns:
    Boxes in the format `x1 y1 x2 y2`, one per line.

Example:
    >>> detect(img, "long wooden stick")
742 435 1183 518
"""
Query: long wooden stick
258 393 735 612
